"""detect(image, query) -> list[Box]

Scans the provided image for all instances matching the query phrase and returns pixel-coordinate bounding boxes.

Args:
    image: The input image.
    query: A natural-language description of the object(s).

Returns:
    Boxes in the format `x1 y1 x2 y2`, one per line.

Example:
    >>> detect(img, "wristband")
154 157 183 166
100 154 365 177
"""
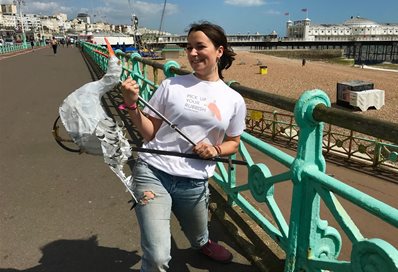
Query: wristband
214 145 222 156
118 103 138 111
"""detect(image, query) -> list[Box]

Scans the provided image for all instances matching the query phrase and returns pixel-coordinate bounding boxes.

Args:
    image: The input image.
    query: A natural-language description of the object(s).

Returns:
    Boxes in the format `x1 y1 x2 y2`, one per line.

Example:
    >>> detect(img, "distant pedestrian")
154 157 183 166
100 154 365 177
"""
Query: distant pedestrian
30 37 35 51
50 37 58 55
302 58 306 66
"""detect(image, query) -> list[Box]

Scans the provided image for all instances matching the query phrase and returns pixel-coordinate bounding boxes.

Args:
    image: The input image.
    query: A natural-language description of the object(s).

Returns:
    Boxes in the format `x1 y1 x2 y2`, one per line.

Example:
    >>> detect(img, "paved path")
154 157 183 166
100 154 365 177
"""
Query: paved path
0 47 259 271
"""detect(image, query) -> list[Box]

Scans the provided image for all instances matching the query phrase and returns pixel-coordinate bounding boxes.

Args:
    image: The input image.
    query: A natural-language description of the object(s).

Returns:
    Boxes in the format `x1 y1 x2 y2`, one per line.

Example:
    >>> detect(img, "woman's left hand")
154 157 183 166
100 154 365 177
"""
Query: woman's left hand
120 77 140 106
193 141 219 159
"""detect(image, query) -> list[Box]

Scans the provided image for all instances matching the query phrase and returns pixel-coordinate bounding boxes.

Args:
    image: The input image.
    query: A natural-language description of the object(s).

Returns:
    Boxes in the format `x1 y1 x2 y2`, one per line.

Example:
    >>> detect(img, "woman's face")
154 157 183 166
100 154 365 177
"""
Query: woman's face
186 30 223 81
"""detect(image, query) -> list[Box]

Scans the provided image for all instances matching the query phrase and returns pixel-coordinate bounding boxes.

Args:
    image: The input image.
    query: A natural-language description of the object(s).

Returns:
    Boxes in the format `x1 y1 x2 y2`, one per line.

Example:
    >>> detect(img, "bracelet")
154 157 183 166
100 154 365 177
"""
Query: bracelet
118 103 138 111
213 145 222 156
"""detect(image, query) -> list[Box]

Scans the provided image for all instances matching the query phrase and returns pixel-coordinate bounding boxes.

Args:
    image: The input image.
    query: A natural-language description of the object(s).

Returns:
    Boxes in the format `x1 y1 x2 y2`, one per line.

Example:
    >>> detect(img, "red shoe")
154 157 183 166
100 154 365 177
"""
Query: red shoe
200 240 233 263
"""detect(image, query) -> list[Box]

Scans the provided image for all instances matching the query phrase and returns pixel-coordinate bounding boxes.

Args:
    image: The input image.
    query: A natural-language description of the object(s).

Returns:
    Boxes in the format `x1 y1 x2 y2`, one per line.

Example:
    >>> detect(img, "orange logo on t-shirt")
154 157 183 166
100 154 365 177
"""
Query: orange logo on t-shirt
207 102 221 121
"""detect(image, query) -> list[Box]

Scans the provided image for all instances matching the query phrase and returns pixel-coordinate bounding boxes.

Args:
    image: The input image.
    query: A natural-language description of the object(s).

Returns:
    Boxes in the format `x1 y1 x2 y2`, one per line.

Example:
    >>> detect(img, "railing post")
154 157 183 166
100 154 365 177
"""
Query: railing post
325 123 332 154
373 139 382 167
227 153 237 206
286 90 341 272
129 53 151 102
272 110 277 139
348 130 354 160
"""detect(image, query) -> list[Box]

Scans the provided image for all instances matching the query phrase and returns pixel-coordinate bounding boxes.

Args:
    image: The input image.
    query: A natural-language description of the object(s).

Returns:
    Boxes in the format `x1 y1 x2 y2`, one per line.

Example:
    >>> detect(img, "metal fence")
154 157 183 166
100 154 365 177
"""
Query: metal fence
0 41 48 54
0 43 28 54
81 41 398 272
246 108 398 171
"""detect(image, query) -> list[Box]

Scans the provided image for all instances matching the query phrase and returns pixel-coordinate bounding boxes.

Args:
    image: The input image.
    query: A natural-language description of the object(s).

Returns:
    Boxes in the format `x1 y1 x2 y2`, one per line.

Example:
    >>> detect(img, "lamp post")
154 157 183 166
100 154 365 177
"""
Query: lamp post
13 0 27 48
39 13 45 46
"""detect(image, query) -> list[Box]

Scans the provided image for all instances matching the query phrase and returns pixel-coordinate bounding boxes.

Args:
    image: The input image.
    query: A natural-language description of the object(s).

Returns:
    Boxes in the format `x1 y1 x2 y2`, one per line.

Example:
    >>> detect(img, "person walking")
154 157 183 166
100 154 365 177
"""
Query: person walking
120 21 246 271
50 37 58 55
30 37 35 51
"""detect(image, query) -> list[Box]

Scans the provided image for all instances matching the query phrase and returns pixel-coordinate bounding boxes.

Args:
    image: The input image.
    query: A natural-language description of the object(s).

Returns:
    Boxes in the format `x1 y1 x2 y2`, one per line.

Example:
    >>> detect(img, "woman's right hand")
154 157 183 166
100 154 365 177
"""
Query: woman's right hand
121 77 140 106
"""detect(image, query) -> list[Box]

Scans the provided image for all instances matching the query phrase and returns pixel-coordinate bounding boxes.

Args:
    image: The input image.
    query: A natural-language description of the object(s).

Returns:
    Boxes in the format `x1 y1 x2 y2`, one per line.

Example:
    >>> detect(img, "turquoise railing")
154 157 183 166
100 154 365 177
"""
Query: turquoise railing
246 108 398 171
81 41 398 272
0 42 29 54
0 39 48 55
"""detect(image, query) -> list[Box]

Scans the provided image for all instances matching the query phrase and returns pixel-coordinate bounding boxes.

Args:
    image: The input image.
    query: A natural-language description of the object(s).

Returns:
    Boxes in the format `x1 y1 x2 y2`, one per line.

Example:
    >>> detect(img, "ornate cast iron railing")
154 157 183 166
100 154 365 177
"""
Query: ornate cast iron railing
246 108 398 171
0 43 28 54
81 41 398 272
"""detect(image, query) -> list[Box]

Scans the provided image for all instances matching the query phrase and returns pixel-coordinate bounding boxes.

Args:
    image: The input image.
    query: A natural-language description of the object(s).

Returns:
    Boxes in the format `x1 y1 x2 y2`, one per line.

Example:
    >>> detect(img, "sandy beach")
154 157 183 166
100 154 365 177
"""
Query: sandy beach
175 51 398 123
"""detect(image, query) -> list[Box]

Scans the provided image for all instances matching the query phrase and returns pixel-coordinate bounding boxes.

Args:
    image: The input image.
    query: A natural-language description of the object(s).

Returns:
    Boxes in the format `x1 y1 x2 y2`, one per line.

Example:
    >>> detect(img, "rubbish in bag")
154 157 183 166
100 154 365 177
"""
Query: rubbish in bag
57 37 134 195
58 40 122 155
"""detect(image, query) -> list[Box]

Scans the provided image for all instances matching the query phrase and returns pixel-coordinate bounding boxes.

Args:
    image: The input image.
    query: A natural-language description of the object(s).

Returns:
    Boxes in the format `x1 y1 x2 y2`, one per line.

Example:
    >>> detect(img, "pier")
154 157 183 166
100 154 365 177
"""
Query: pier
149 35 398 63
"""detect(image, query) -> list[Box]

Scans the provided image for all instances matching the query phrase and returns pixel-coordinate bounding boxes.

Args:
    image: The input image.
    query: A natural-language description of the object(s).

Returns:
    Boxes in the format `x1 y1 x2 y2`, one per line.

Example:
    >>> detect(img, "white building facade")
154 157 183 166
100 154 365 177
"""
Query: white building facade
286 16 398 41
0 4 170 42
0 14 17 28
0 4 16 15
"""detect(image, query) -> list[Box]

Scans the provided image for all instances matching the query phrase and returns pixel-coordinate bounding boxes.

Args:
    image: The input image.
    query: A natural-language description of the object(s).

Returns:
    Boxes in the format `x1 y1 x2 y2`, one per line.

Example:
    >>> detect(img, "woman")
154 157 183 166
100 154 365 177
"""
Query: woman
30 37 35 51
50 37 58 55
121 21 246 271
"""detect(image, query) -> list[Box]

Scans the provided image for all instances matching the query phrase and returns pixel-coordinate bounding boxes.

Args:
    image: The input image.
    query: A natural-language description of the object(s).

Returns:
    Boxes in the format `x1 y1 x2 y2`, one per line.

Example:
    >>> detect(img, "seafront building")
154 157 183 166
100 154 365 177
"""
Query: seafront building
286 16 398 41
0 3 174 48
1 2 397 47
0 3 149 42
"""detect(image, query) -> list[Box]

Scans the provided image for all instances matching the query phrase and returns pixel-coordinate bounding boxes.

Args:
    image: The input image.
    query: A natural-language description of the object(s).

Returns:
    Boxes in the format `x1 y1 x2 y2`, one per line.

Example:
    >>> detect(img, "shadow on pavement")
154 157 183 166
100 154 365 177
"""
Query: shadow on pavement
0 226 260 272
0 236 140 272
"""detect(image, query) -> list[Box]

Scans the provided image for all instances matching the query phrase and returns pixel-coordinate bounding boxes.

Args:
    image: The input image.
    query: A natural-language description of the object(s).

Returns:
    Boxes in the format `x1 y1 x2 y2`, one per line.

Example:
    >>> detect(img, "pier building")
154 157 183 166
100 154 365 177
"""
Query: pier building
286 16 398 41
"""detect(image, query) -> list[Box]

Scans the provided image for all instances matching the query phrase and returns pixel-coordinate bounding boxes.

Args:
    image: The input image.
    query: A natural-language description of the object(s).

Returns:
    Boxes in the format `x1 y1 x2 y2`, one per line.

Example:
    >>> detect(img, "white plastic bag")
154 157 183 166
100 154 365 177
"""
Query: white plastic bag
58 40 133 192
59 55 123 155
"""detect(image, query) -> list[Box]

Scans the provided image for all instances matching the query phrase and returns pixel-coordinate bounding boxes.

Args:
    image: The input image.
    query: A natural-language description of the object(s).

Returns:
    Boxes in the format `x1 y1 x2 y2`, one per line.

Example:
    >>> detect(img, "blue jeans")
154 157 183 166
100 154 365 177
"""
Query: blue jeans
131 159 210 272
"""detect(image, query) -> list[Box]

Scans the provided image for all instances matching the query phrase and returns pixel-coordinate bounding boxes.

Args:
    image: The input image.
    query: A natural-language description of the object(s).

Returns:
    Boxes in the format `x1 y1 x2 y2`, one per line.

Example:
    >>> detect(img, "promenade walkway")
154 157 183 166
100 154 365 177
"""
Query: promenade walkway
0 46 259 271
0 46 397 272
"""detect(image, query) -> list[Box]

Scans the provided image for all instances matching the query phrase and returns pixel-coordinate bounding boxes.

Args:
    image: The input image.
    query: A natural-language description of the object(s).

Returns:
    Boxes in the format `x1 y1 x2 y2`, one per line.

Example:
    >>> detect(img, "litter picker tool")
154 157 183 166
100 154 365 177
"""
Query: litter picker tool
136 95 197 146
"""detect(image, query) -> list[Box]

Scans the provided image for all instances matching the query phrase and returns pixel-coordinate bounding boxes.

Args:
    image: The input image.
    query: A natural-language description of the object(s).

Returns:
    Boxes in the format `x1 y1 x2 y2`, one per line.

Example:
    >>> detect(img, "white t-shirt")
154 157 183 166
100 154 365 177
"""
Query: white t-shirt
139 73 246 179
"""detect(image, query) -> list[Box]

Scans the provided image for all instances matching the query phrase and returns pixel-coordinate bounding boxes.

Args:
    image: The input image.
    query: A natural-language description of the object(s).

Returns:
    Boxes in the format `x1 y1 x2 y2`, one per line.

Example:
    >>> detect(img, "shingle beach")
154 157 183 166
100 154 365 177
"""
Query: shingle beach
175 51 398 123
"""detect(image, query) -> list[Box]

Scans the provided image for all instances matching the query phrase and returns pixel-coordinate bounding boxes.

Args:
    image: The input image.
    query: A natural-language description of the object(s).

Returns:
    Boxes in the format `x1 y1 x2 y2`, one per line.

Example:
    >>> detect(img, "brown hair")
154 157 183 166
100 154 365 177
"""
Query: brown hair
187 21 236 80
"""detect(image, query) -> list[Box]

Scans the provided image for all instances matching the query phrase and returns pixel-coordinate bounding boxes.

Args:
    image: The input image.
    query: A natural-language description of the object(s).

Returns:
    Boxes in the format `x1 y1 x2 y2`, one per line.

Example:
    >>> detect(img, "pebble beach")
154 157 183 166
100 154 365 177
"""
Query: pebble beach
175 51 398 123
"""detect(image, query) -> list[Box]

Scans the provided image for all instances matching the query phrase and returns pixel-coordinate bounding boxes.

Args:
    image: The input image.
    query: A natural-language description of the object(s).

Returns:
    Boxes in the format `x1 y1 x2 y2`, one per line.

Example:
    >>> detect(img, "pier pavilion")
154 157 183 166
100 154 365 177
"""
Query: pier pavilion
286 16 398 42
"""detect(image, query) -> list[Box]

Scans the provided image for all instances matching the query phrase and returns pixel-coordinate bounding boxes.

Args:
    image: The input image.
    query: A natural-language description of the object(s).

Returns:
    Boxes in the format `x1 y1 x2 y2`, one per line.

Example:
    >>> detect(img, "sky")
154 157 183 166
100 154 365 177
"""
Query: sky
1 0 397 36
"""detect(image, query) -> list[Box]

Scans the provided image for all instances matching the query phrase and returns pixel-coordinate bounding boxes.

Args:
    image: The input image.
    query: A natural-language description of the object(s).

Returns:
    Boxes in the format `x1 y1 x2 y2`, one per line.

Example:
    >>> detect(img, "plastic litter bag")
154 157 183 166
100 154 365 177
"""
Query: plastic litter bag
59 55 123 155
58 42 133 192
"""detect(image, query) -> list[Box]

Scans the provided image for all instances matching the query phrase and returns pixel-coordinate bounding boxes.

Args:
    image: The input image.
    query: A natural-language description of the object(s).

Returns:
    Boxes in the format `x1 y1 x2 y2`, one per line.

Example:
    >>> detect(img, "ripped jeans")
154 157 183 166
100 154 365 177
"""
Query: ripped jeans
131 159 210 272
